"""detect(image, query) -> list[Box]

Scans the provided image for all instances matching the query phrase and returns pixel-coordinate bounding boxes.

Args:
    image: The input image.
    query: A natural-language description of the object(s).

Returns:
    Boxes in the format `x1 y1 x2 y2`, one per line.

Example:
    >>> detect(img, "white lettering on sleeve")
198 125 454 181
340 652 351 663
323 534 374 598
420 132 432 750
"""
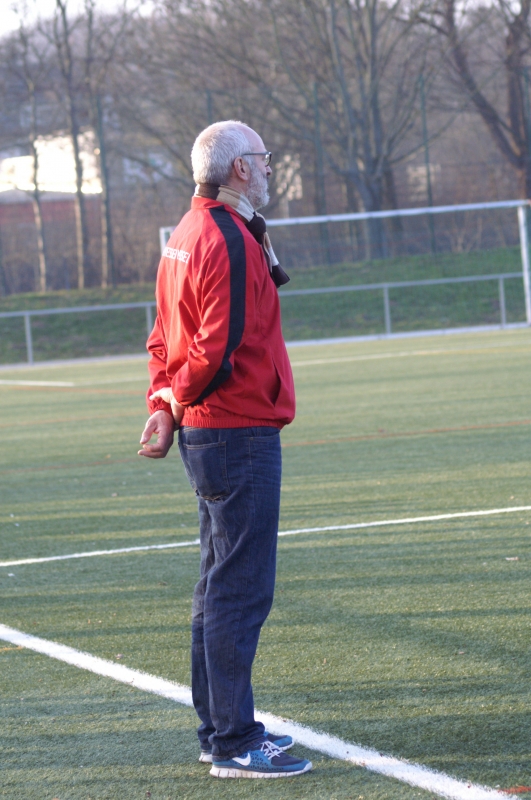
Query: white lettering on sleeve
163 247 190 263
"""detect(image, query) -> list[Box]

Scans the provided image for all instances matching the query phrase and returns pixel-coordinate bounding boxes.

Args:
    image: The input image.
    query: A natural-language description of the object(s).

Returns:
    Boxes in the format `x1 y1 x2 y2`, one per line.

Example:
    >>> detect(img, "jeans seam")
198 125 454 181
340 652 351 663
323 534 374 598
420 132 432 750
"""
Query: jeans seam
228 434 255 742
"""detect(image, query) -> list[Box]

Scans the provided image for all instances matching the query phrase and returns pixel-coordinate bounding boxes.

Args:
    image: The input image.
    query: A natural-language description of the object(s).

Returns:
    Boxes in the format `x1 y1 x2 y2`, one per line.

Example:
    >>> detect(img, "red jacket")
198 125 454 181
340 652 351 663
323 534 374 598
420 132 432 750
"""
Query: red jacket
146 195 296 429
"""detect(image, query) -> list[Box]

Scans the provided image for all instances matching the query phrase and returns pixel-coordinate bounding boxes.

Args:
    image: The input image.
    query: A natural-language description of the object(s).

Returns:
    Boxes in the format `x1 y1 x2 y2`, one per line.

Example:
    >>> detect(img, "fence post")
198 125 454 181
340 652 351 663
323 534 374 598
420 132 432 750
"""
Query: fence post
383 284 392 335
159 228 169 255
145 304 153 337
517 205 531 324
498 277 507 327
24 313 34 365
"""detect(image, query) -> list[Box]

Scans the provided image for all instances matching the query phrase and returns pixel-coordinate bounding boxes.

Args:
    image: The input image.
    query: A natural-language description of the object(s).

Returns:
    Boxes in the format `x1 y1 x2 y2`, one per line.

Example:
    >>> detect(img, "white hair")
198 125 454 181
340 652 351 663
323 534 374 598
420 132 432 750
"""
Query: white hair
191 120 255 184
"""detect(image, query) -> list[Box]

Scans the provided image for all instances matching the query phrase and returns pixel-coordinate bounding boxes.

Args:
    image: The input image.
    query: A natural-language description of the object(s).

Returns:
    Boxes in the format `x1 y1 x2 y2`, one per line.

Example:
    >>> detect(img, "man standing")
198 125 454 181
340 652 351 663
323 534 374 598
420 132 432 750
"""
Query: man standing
138 121 312 779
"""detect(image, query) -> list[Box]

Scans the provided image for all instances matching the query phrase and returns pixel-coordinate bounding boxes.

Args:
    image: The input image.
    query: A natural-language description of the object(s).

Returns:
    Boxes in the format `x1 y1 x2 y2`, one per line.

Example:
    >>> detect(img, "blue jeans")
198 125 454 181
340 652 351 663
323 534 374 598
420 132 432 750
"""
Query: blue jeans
178 425 281 759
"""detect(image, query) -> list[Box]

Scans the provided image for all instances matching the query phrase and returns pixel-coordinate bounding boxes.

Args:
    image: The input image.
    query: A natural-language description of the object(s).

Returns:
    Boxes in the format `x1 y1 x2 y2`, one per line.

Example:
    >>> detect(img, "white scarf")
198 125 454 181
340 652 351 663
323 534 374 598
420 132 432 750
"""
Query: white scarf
194 183 290 287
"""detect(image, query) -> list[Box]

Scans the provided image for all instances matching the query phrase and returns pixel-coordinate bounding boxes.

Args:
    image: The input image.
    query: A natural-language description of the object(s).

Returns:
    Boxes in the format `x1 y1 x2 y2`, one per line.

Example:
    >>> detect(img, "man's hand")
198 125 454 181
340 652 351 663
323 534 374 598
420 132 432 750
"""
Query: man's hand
149 387 185 425
138 410 176 459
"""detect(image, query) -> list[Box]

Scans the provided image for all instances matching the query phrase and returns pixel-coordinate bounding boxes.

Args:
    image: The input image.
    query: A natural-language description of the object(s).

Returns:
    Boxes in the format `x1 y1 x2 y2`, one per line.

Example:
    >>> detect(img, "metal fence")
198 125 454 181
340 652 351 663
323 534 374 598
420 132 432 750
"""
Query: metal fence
0 271 525 365
2 199 530 366
0 302 155 365
280 271 522 335
161 197 531 324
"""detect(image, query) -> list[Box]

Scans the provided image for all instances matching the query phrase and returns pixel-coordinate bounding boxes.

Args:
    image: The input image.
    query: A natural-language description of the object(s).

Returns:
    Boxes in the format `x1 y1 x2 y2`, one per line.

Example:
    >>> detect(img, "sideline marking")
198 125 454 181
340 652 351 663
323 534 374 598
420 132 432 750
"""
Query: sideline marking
0 377 146 389
2 340 530 385
290 344 531 367
0 623 514 800
285 322 527 349
0 353 148 372
278 505 531 537
0 539 200 567
1 327 530 377
0 385 143 396
0 379 75 387
2 505 529 568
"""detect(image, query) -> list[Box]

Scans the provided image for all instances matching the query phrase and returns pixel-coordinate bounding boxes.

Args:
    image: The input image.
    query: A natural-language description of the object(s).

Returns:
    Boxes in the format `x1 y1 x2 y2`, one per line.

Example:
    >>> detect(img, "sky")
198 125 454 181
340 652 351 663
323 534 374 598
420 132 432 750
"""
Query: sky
0 0 133 40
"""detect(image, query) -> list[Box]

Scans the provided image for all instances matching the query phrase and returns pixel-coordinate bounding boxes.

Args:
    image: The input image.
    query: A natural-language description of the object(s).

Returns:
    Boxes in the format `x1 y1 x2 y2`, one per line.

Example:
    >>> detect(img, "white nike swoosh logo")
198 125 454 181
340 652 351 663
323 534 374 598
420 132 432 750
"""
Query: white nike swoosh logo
233 753 251 766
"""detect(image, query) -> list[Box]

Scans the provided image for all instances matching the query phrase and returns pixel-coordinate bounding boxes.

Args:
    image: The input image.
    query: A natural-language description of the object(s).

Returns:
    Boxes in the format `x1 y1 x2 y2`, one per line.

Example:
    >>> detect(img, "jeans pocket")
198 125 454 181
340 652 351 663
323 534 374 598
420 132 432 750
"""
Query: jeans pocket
180 441 230 501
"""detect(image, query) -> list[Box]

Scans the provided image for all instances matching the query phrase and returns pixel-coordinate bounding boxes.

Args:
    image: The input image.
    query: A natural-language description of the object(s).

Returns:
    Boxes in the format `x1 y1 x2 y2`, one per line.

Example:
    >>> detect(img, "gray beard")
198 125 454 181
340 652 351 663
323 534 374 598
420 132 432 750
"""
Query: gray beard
245 160 270 210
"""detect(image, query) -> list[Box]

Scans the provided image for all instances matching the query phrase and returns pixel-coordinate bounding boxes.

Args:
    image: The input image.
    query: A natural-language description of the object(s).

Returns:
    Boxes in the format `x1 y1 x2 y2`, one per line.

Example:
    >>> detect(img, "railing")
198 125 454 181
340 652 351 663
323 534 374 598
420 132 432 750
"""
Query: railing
279 272 522 336
0 302 156 365
160 198 531 324
0 273 523 364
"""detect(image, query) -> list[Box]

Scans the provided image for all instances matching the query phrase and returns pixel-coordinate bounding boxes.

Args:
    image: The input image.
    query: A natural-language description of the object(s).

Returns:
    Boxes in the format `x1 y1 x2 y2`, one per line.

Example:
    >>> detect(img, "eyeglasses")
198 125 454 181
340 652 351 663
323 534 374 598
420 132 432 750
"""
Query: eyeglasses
241 151 272 166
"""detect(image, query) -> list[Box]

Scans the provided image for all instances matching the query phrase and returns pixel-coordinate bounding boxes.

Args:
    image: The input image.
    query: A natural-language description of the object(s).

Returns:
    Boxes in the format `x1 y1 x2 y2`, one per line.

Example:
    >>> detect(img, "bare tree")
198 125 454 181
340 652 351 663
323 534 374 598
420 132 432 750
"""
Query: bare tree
7 16 52 292
418 0 531 197
46 0 90 289
154 0 440 257
108 12 202 192
18 20 48 292
82 0 134 287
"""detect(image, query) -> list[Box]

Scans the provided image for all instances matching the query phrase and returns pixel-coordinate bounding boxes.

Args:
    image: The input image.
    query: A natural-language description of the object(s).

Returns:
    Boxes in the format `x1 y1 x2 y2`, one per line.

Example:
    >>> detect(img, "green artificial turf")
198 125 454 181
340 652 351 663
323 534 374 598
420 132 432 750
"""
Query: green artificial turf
0 246 526 363
1 329 531 798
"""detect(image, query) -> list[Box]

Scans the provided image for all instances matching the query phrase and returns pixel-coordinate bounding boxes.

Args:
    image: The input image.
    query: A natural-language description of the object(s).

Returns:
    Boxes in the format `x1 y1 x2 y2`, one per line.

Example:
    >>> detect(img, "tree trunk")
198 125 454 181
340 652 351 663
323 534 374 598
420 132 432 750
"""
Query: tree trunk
30 138 48 292
344 178 365 261
96 95 114 287
384 163 403 256
22 48 49 292
56 0 90 289
361 177 387 260
31 194 47 292
71 128 89 290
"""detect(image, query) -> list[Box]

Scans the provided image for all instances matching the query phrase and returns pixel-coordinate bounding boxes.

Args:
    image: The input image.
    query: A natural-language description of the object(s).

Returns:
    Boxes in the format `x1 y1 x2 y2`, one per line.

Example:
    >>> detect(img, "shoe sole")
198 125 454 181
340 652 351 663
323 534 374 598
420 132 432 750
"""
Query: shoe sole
210 761 312 779
199 742 293 763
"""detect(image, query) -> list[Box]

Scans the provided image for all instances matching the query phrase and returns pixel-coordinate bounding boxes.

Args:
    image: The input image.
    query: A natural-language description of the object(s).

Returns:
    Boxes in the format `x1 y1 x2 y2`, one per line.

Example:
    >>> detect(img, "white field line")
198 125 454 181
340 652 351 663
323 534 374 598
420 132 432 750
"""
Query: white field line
0 623 515 800
277 505 531 537
285 322 528 349
2 339 530 382
0 353 148 372
0 379 75 387
289 343 531 367
0 376 152 388
76 341 531 382
0 539 200 567
2 505 530 569
1 327 530 376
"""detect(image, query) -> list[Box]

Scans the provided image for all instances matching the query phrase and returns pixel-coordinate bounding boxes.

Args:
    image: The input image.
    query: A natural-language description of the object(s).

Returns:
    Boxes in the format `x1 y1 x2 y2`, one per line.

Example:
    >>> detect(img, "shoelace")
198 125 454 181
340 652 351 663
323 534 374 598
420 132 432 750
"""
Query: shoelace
260 740 283 759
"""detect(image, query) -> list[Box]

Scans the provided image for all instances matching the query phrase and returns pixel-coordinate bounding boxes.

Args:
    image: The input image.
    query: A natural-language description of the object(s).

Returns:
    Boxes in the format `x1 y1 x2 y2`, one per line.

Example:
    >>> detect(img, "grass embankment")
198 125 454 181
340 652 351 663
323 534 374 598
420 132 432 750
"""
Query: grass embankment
0 248 525 363
1 329 531 798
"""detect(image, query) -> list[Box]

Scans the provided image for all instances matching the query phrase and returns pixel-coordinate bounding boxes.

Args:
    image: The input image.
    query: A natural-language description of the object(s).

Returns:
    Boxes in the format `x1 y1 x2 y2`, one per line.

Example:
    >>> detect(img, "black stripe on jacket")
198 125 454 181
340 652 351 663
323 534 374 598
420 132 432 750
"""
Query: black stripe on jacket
191 206 247 405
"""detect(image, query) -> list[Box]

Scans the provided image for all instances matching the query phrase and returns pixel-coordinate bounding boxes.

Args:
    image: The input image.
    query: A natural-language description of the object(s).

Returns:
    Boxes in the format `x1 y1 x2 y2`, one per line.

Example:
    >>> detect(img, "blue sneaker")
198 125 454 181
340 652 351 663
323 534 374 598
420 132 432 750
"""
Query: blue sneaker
199 730 293 763
210 741 312 778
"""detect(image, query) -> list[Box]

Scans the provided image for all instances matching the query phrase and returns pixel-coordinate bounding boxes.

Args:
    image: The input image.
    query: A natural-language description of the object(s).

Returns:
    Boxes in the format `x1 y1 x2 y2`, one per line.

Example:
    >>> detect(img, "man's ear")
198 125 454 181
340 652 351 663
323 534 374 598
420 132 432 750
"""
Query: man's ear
232 156 250 182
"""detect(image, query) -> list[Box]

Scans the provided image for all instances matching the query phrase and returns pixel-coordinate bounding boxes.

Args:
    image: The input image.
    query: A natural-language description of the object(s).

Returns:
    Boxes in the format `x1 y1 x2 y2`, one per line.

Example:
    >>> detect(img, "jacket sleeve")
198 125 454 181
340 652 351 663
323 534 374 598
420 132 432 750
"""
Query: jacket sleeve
146 314 173 416
172 214 247 406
